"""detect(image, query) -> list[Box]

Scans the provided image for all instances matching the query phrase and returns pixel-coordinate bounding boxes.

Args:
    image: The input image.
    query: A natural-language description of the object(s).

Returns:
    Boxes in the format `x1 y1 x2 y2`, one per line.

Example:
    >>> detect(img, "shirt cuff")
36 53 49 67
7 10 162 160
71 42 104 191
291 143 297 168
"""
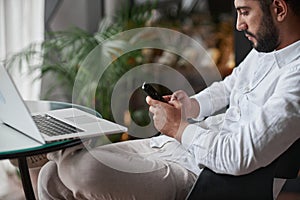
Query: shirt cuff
191 92 212 120
181 124 199 149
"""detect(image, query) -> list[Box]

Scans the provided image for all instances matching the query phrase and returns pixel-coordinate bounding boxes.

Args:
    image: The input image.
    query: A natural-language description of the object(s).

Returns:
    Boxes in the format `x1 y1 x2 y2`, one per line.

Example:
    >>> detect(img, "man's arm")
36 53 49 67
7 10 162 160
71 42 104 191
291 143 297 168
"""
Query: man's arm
146 54 245 142
181 68 300 175
190 62 243 120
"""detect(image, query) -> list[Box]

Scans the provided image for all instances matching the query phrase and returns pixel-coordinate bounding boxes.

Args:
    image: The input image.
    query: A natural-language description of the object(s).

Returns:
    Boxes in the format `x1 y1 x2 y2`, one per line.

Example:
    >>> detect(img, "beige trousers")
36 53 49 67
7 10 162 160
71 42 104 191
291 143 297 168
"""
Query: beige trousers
38 138 197 200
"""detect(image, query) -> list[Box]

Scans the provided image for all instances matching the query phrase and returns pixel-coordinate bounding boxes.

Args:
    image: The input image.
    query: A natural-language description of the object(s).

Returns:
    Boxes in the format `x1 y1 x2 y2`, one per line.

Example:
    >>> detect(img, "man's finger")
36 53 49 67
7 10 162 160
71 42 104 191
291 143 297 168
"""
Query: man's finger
146 96 158 105
169 99 182 109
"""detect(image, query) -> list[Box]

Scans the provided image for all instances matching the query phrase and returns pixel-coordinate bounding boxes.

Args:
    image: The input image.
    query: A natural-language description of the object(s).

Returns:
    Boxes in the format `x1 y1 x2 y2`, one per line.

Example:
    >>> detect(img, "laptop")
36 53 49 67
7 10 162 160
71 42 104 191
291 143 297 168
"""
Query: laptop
0 64 127 144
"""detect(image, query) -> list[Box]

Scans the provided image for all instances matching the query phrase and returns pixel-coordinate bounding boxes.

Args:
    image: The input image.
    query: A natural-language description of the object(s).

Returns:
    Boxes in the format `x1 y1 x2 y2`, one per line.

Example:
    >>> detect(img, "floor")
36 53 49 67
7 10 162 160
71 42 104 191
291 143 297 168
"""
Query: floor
0 160 25 200
278 193 300 200
278 177 300 200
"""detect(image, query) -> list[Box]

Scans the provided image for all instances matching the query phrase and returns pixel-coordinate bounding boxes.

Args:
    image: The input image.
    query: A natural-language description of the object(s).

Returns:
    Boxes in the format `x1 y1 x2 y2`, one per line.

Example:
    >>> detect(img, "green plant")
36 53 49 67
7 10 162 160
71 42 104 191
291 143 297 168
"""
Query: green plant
6 2 156 122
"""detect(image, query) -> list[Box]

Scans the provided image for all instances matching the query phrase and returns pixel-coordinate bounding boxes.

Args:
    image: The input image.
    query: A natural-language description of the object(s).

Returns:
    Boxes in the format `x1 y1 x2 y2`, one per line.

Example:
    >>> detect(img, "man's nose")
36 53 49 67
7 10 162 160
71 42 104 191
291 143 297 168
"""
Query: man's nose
236 16 247 31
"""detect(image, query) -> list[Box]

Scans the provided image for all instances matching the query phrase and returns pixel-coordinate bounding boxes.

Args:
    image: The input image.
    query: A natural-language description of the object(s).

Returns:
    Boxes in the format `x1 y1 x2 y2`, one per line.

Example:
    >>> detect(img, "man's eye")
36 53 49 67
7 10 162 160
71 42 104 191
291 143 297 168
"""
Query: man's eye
240 11 249 16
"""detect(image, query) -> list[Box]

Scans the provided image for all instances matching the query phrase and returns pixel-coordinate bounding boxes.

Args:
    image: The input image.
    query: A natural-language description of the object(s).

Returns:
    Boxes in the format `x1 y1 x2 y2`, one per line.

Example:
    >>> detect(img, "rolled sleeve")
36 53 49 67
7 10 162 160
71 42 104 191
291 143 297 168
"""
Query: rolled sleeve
181 124 199 149
191 93 212 120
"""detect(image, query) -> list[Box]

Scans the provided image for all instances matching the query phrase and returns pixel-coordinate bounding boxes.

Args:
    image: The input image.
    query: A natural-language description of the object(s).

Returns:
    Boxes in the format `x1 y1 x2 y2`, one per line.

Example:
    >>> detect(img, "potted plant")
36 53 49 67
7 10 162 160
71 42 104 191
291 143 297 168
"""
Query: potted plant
6 2 157 141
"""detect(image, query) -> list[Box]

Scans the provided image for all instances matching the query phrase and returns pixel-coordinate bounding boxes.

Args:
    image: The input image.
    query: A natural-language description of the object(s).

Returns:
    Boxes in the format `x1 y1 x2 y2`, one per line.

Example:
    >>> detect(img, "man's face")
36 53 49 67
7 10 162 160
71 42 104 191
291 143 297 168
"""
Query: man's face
235 0 279 52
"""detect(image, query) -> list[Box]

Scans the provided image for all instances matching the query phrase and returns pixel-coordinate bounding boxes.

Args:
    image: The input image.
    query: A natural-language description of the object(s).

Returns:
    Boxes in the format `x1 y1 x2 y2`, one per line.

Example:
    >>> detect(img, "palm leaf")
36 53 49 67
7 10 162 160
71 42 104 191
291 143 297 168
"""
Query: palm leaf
7 1 157 124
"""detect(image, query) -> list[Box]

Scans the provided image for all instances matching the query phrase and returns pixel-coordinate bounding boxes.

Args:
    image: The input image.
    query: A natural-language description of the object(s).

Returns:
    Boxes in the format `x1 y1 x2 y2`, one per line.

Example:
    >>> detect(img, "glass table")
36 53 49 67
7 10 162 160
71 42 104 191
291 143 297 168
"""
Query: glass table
0 100 101 200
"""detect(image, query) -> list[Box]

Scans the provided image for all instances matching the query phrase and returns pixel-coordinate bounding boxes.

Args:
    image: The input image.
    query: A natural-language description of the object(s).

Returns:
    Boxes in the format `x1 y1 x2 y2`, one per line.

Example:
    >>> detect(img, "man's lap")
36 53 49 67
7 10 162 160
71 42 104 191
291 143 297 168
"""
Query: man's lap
39 138 197 199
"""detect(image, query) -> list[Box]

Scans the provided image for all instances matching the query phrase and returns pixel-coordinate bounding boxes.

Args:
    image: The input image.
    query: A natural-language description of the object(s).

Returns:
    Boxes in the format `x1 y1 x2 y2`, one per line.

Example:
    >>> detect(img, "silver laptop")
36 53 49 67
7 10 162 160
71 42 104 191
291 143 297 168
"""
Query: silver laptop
0 64 127 144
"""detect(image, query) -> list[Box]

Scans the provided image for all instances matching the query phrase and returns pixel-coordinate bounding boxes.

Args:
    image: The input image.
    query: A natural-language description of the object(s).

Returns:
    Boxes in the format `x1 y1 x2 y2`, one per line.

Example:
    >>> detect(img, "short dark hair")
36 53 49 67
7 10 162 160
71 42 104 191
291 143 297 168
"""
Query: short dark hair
285 0 300 16
257 0 273 16
258 0 300 16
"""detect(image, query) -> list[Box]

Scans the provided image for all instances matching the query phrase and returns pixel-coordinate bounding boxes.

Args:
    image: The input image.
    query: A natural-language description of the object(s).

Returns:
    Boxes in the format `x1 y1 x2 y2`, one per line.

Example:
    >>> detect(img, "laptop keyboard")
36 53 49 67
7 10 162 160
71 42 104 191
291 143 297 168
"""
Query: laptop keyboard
32 114 83 136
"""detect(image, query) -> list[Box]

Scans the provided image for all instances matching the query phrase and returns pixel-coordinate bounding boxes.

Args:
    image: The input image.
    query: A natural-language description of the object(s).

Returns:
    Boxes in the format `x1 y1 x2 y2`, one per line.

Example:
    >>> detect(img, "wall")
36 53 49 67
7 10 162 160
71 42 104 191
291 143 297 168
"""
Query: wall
41 0 103 102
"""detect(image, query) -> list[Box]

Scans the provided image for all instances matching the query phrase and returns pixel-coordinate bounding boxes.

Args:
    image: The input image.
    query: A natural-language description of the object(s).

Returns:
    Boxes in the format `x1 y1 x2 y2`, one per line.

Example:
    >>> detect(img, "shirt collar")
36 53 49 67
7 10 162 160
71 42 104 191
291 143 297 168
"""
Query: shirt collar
255 40 300 69
274 40 300 68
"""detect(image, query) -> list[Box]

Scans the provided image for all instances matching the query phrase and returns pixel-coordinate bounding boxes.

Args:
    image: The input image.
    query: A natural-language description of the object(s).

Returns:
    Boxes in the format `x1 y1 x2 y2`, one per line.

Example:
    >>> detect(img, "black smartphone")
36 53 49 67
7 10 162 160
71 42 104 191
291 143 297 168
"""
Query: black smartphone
142 82 167 103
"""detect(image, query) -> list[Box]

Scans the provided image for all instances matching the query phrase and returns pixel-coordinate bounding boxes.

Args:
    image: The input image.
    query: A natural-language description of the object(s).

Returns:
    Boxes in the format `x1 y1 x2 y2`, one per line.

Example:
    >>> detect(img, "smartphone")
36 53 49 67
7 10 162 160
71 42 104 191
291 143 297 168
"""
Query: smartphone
142 82 167 103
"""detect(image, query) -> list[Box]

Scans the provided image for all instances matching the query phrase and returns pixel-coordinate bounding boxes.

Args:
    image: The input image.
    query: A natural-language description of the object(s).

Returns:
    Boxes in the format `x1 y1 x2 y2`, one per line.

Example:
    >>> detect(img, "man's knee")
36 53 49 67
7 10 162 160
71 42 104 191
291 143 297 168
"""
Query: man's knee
38 161 58 198
57 151 109 191
38 161 76 199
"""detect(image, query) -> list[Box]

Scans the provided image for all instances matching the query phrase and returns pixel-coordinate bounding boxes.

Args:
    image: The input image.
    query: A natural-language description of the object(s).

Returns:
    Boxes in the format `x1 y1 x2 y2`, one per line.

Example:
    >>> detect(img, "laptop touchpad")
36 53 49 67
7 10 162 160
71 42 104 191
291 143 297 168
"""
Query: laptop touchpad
65 115 97 124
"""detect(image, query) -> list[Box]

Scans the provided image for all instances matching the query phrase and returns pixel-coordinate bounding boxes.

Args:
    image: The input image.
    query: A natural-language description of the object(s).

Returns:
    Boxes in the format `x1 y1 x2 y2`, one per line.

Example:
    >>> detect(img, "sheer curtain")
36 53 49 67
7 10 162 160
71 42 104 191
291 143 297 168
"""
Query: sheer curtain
0 0 44 198
0 0 44 100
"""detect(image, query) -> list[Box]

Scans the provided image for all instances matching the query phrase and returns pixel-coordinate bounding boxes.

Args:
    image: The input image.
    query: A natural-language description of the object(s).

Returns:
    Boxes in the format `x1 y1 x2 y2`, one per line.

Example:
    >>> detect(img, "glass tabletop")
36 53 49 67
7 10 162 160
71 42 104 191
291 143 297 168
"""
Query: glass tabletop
0 100 101 159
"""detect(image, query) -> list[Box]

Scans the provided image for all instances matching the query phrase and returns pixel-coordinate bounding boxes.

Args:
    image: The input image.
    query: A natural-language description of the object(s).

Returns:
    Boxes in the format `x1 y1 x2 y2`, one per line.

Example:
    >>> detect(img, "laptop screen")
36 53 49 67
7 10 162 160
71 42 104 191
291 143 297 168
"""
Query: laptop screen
0 64 45 143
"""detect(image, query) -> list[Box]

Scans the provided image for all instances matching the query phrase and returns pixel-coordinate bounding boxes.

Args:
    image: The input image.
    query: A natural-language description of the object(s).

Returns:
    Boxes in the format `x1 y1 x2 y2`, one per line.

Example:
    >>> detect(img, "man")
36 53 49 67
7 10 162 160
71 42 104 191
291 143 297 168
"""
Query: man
38 0 300 199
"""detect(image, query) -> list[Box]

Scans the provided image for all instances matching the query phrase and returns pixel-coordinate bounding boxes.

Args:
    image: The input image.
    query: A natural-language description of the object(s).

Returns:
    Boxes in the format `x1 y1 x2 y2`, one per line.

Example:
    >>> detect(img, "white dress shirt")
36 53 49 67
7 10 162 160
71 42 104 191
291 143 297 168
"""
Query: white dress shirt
150 40 300 196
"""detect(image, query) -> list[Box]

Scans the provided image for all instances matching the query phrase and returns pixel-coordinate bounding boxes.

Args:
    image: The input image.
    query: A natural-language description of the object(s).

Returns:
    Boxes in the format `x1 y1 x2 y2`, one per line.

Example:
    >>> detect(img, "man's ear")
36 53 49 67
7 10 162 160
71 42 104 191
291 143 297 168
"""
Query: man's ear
272 0 288 22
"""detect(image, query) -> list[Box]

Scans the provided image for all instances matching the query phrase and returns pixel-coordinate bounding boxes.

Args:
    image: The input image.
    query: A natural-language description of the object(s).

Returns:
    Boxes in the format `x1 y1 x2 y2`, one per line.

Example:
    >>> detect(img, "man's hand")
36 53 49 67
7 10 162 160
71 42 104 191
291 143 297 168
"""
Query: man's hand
146 95 189 142
170 90 200 119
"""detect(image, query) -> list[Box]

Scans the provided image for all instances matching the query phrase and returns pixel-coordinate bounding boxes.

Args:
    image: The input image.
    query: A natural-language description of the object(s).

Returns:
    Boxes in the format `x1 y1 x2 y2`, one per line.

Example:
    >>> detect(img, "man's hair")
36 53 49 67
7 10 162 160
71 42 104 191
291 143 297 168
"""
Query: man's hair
285 0 300 16
258 0 300 16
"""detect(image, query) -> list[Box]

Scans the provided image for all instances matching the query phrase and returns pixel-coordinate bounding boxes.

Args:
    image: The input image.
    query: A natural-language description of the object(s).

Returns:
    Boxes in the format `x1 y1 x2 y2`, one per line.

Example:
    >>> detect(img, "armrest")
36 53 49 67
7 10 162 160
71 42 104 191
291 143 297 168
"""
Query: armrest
186 164 275 200
275 138 300 179
186 138 300 200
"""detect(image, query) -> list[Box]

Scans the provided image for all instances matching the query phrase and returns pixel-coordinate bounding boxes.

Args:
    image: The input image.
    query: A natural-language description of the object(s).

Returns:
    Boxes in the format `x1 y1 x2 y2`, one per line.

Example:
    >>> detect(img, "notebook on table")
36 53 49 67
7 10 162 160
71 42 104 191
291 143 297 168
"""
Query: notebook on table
0 64 127 144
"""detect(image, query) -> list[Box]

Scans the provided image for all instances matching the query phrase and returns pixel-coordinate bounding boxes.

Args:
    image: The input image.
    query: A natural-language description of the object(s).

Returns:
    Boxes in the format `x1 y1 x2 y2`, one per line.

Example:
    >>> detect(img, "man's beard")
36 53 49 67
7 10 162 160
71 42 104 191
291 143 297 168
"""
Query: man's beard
245 14 279 53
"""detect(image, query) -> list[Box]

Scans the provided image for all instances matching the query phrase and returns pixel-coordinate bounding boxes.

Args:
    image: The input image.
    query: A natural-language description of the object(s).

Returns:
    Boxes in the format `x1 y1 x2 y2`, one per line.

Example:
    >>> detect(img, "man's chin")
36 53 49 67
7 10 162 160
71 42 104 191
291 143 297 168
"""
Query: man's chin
248 40 255 48
254 46 275 53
